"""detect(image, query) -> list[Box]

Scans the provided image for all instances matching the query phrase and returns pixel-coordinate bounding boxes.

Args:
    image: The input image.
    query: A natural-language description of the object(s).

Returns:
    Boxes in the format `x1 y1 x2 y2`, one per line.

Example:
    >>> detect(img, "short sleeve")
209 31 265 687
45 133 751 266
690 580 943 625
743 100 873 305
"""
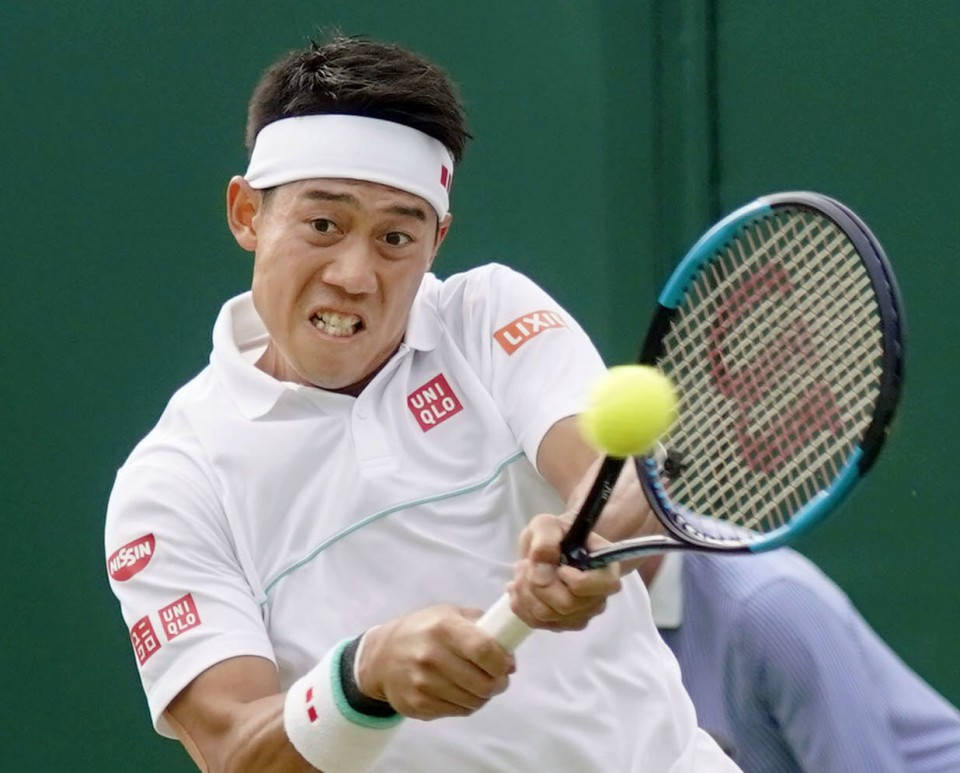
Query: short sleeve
105 451 276 737
438 263 606 466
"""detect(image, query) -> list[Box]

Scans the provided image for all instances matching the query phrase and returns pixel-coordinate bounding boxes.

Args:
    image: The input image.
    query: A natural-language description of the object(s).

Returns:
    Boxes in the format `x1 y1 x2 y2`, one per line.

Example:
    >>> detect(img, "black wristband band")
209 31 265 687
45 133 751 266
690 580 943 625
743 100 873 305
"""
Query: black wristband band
339 634 398 718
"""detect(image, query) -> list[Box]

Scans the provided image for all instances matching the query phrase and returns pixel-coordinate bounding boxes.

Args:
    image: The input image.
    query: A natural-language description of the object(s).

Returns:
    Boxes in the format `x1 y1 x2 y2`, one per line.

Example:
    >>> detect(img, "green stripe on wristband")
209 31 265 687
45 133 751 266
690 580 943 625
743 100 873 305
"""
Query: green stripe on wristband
330 638 404 729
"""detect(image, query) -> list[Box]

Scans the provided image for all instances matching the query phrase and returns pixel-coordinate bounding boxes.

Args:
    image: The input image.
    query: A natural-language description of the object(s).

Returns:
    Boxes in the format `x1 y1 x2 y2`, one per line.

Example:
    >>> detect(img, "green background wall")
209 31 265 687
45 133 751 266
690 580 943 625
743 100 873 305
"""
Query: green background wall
2 2 957 769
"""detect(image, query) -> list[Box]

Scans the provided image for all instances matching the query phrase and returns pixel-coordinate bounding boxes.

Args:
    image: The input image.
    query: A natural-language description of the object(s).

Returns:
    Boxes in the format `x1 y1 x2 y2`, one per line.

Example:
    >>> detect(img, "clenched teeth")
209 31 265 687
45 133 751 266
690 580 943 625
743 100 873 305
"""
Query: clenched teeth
312 311 362 337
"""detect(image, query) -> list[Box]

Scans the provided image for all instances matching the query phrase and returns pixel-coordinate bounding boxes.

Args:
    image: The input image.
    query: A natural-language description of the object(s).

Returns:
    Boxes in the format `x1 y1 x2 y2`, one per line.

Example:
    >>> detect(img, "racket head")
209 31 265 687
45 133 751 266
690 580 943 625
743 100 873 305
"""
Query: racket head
636 192 905 553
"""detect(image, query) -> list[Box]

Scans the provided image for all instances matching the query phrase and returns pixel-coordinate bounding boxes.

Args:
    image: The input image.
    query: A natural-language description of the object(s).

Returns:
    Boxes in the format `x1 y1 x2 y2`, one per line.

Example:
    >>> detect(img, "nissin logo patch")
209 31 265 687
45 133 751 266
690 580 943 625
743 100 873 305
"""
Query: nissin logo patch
494 310 566 354
107 534 156 581
407 374 463 431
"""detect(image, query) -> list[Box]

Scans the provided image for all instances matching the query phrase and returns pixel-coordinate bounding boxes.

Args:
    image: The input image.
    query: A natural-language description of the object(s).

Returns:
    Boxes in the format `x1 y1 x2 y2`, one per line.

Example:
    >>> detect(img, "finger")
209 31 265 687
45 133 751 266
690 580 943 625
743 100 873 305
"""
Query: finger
521 575 609 619
425 626 512 698
556 562 622 598
507 567 606 624
458 607 484 622
516 558 599 612
388 649 491 717
508 579 605 628
453 612 516 678
431 650 510 701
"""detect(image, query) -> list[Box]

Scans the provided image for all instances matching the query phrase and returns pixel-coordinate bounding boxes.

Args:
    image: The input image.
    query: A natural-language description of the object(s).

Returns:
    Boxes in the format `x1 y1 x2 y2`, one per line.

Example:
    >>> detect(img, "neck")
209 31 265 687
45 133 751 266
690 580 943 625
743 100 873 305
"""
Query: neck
254 341 401 396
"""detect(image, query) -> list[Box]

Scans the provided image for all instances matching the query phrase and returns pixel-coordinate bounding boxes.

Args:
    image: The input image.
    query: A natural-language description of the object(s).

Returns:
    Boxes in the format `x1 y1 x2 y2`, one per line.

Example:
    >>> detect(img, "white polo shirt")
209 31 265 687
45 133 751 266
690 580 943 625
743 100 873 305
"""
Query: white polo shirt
105 263 738 772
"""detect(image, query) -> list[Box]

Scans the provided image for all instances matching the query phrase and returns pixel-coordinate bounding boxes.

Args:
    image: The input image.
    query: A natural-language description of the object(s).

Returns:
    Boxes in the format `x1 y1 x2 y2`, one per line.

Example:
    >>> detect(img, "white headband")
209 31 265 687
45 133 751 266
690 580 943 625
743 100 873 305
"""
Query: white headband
244 114 454 218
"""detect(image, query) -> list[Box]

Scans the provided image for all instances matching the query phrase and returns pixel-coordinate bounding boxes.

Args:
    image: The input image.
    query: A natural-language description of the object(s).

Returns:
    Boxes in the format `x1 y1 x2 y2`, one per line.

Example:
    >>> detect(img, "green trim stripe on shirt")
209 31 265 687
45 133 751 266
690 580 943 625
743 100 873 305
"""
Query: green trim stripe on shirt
263 451 525 596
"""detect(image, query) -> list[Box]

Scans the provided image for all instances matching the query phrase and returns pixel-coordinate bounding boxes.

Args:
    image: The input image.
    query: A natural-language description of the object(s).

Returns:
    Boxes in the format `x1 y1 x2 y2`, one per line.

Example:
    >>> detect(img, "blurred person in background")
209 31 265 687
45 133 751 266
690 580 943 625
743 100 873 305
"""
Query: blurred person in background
645 547 960 771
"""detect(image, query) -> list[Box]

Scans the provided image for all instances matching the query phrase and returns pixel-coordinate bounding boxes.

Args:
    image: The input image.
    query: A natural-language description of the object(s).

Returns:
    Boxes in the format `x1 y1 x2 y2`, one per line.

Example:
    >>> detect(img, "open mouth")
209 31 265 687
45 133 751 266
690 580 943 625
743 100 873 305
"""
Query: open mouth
311 310 364 338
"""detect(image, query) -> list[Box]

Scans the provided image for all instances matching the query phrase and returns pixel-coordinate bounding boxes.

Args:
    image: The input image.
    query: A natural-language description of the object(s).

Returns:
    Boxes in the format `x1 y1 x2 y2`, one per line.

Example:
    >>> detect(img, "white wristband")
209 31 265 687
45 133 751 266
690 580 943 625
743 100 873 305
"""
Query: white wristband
283 638 402 772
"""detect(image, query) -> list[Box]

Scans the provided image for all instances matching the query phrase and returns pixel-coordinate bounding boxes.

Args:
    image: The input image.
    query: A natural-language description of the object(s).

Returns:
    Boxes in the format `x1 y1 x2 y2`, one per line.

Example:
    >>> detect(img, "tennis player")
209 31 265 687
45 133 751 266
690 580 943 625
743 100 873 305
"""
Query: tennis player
105 35 739 772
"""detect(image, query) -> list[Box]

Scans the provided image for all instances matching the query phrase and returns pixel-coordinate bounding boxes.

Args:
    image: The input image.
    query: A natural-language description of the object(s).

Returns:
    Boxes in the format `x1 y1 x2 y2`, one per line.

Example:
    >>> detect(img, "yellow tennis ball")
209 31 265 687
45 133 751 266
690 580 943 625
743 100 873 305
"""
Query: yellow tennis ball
579 365 678 457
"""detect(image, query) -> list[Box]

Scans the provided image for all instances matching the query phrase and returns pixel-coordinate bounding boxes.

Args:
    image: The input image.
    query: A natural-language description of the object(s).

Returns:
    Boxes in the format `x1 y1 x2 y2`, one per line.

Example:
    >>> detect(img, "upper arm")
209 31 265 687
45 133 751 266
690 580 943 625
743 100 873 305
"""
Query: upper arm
165 656 312 772
441 264 607 469
536 416 599 503
105 457 276 736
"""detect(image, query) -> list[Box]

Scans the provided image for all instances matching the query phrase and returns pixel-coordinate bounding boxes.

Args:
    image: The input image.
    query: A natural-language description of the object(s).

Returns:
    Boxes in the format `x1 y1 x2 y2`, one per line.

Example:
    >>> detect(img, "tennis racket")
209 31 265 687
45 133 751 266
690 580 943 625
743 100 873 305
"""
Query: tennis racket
478 191 905 650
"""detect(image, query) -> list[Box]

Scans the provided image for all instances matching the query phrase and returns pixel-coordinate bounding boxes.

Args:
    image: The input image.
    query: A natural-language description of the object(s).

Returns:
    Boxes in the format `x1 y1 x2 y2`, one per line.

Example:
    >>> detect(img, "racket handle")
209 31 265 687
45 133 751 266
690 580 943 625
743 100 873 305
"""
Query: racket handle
476 592 532 652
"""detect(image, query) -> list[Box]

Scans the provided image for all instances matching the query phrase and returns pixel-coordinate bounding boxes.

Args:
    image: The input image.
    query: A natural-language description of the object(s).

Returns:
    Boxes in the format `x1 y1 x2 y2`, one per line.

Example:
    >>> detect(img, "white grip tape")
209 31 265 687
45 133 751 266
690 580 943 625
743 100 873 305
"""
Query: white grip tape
475 592 533 652
283 639 402 773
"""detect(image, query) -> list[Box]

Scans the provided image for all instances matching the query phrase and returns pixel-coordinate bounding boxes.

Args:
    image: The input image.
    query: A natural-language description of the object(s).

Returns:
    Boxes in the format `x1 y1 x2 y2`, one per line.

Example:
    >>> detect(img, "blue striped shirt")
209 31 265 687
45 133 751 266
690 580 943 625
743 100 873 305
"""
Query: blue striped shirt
650 550 960 772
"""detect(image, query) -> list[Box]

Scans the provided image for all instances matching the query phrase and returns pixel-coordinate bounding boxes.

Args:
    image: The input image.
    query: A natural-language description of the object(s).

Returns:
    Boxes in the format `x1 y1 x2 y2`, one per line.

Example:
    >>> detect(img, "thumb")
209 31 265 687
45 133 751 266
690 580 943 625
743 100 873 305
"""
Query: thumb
524 514 565 564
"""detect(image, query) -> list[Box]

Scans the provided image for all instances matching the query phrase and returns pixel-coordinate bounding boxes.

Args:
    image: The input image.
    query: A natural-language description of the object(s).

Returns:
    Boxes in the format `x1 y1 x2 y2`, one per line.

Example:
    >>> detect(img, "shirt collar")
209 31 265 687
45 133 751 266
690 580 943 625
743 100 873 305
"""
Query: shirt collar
403 272 442 352
647 552 684 629
209 277 441 419
210 292 290 419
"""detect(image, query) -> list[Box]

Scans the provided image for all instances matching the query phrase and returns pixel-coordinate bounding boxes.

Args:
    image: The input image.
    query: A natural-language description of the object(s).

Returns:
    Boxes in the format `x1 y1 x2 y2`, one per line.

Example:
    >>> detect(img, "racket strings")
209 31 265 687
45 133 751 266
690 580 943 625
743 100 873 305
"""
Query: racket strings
676 213 876 532
726 218 880 451
674 221 873 526
664 216 846 514
657 209 884 540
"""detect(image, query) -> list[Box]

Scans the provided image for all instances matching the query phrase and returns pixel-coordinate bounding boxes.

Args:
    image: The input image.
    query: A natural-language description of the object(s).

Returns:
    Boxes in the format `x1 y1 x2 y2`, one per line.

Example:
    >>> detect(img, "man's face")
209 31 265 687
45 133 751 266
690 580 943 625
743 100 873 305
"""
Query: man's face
240 178 449 392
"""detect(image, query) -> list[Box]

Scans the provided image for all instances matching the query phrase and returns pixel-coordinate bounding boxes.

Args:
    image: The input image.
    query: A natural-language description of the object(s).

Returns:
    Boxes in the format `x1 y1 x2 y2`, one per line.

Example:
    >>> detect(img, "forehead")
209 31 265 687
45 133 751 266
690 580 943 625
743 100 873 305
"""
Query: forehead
275 178 434 221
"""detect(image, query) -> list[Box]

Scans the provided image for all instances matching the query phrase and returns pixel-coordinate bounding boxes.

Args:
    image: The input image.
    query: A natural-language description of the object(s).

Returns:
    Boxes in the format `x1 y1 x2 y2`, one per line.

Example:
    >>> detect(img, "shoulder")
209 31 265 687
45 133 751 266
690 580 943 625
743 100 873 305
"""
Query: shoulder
685 549 848 607
421 262 543 316
421 262 586 348
107 368 224 534
685 553 867 680
122 368 218 473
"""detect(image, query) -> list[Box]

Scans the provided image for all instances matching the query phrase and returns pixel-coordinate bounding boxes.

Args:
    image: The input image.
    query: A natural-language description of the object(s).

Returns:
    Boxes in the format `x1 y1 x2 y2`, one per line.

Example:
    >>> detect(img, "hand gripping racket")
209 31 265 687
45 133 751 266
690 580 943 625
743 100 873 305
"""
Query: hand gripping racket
478 191 905 650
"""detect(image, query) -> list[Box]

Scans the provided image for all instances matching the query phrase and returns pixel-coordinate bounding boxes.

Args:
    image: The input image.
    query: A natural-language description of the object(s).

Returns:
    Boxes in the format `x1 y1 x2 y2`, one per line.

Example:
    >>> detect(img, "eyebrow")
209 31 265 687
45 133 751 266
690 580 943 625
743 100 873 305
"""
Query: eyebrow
300 188 427 221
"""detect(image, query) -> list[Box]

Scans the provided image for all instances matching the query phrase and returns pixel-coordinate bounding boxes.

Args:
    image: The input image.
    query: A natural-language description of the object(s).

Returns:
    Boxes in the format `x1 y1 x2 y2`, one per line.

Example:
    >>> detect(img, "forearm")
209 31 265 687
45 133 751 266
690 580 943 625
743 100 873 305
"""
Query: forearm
220 695 314 773
167 644 400 773
170 692 313 773
540 420 652 545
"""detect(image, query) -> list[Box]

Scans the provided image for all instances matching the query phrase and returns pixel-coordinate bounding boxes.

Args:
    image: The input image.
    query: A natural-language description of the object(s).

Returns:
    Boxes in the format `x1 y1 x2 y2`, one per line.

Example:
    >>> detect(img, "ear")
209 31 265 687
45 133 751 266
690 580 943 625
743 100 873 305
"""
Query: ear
226 176 263 252
429 212 453 270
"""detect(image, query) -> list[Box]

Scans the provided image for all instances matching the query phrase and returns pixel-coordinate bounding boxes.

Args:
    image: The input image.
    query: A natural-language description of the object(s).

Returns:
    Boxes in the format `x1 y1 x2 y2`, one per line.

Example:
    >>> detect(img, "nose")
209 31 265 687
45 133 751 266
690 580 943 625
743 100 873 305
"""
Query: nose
320 240 378 296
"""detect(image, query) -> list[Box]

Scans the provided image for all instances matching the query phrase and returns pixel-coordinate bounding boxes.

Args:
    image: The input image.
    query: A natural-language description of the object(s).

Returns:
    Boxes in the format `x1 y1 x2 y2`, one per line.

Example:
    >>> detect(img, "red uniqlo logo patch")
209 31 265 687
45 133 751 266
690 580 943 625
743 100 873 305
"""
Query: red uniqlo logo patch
130 615 161 666
494 310 566 355
407 374 463 432
306 686 318 723
440 164 452 191
159 593 201 642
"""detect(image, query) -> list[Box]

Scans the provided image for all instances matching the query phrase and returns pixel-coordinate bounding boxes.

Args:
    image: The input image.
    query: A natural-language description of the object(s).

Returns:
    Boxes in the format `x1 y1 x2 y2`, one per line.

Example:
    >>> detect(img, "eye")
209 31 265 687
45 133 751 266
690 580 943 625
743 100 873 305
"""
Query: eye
383 231 413 247
311 218 339 234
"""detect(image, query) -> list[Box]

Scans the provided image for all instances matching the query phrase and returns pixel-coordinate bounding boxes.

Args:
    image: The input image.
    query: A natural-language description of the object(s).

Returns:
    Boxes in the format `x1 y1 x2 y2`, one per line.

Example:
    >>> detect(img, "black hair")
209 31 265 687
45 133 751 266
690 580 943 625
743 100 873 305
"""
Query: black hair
245 34 471 162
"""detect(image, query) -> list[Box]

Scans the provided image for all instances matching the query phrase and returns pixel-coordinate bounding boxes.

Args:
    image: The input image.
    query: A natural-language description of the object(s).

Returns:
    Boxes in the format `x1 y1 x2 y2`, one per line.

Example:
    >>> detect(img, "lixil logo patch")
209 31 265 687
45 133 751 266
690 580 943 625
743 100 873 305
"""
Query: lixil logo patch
408 374 463 431
494 310 566 354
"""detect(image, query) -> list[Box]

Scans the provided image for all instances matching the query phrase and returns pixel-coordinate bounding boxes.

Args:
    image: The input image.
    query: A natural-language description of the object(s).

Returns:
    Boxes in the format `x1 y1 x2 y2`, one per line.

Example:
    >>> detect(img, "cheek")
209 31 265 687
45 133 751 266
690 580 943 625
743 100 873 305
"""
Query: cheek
385 263 431 316
253 238 307 296
251 249 305 331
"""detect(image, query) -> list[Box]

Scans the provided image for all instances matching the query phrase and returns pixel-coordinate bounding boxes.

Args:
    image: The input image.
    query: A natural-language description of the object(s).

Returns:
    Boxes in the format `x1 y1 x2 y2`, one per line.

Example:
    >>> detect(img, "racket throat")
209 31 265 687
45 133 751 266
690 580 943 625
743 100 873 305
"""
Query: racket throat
559 456 626 568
